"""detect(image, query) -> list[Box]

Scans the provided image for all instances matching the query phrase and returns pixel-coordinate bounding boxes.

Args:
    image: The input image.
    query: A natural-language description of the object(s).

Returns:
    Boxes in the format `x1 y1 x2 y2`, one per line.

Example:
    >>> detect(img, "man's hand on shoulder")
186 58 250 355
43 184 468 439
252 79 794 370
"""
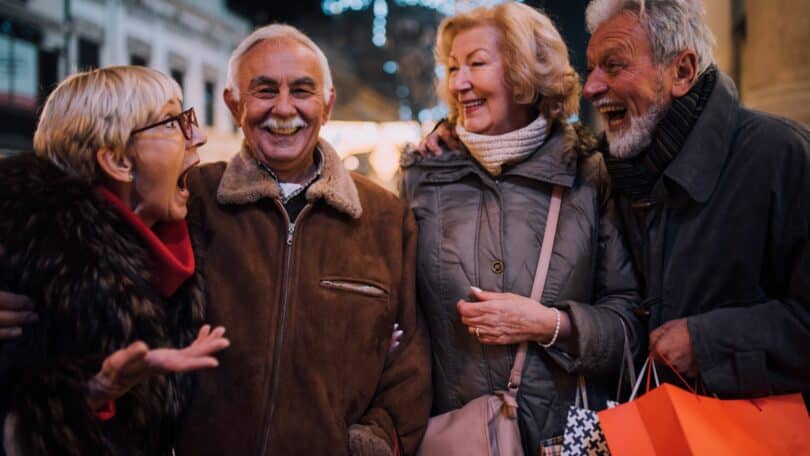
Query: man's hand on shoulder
650 318 698 377
0 244 39 339
416 120 460 157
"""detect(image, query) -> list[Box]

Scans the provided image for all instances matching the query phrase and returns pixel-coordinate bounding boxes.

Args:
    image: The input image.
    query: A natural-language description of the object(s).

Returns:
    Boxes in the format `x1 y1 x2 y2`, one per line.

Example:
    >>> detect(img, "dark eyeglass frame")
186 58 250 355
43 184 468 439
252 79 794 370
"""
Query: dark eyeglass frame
131 107 198 140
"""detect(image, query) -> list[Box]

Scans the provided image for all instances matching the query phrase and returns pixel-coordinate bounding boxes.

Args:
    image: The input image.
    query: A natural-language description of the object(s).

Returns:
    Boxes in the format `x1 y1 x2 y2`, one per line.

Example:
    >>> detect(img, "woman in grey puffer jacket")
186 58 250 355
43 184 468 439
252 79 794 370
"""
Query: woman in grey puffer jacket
400 3 642 453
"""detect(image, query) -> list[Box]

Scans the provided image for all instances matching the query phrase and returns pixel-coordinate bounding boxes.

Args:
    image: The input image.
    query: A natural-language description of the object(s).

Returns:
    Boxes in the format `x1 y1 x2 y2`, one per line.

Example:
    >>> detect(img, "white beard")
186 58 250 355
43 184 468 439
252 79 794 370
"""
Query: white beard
606 102 667 159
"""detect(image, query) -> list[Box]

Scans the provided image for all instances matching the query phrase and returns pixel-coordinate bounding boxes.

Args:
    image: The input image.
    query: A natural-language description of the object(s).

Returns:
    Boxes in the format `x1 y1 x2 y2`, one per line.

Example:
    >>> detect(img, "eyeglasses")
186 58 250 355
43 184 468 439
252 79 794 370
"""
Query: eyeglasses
131 107 198 140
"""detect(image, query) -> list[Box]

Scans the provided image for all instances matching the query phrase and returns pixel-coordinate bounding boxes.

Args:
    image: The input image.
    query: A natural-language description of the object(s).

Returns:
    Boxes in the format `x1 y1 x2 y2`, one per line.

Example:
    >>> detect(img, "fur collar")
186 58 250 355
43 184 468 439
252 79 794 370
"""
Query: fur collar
217 139 363 219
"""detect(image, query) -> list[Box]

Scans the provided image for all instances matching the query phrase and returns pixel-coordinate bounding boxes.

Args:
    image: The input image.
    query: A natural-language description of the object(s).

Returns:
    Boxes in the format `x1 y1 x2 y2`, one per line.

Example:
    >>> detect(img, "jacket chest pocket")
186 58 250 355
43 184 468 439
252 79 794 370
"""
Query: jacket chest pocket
320 278 389 298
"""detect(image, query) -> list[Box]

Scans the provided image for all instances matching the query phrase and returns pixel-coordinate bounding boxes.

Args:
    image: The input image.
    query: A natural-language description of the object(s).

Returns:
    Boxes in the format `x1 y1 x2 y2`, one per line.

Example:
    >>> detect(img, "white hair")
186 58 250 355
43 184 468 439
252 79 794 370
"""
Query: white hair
586 0 716 75
225 24 333 102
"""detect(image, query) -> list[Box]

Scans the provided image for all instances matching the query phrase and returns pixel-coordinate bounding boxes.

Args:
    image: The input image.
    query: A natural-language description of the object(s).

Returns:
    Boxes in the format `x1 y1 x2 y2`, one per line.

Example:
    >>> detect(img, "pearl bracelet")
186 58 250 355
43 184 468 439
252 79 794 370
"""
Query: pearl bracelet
538 307 561 348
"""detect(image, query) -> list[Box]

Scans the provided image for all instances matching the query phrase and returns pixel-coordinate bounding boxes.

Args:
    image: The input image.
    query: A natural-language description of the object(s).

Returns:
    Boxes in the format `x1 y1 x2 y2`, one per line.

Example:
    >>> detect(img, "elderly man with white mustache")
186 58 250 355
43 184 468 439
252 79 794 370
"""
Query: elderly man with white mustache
167 24 431 455
0 23 431 455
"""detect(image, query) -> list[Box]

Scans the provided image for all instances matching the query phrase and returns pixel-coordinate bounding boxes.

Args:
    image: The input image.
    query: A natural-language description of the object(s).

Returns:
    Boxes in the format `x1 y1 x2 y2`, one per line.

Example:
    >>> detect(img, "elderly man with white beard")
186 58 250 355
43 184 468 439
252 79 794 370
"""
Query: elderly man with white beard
583 0 810 400
416 0 810 402
167 24 431 455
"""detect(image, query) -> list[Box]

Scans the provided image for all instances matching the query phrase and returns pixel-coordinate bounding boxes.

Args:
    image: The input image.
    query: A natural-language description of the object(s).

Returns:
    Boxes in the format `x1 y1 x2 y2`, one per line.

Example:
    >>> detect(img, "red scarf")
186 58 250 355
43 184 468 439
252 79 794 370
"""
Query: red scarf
95 186 195 297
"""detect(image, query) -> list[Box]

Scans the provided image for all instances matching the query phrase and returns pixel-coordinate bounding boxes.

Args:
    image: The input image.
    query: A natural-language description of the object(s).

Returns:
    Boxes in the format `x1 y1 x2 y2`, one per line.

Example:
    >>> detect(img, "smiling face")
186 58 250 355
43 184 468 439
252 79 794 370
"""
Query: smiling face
226 38 335 181
447 25 532 136
128 98 204 226
584 12 674 158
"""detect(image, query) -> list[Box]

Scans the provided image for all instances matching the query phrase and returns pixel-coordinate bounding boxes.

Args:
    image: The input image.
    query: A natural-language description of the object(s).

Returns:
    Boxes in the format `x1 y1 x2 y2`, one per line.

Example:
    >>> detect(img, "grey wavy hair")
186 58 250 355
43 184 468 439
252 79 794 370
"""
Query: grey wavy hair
225 24 333 102
586 0 716 75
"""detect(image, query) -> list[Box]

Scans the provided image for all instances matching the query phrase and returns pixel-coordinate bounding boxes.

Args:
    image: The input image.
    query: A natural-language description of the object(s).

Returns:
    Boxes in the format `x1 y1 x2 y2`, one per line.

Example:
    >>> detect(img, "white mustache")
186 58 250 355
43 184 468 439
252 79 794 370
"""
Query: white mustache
262 116 308 130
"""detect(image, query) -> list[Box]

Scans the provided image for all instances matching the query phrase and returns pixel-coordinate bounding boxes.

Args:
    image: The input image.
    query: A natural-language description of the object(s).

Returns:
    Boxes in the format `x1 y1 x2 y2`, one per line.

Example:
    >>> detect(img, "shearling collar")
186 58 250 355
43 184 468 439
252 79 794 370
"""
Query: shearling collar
217 138 363 219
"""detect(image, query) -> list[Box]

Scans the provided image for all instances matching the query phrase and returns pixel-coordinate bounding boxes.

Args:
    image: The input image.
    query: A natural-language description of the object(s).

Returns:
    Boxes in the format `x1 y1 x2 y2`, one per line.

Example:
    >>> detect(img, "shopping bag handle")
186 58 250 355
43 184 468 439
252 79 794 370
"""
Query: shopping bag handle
615 318 637 402
629 356 661 401
651 347 698 395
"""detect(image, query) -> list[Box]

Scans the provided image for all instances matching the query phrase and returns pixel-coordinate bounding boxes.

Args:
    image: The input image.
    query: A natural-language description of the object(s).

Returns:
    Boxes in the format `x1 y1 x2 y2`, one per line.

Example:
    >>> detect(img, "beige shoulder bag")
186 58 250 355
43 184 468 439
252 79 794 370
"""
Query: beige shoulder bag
417 186 564 456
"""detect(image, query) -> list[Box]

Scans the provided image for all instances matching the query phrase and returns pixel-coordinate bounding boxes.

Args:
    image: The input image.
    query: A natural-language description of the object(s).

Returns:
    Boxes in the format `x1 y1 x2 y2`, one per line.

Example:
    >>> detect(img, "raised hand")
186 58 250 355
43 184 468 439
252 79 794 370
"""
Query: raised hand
88 325 229 409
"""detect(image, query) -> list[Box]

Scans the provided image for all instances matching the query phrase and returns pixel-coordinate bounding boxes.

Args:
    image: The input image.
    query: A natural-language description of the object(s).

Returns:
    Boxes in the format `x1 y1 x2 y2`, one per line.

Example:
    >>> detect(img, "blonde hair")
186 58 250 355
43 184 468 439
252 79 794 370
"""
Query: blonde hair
33 65 182 182
435 2 580 125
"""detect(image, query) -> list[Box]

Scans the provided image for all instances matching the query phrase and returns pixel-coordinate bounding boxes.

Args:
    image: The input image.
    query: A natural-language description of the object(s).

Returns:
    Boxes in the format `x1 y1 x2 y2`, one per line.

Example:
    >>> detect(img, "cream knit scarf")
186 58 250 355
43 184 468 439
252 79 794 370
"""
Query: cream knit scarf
456 115 549 175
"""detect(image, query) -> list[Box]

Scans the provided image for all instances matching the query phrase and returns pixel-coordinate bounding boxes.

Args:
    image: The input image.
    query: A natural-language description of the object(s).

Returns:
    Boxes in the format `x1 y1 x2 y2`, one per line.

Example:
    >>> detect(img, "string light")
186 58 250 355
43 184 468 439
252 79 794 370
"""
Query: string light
322 0 519 46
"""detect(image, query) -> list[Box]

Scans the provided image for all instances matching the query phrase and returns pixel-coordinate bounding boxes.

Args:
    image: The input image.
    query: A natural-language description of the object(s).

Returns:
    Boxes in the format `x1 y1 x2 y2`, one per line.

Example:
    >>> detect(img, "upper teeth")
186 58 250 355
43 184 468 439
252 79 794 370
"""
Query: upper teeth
597 105 625 114
463 99 485 108
269 126 299 135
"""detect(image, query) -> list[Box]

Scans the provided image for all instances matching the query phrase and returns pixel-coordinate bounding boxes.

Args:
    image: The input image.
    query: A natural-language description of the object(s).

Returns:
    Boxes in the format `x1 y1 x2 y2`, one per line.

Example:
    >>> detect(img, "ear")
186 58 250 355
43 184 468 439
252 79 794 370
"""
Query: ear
669 50 698 98
322 88 336 124
223 88 243 127
96 148 133 183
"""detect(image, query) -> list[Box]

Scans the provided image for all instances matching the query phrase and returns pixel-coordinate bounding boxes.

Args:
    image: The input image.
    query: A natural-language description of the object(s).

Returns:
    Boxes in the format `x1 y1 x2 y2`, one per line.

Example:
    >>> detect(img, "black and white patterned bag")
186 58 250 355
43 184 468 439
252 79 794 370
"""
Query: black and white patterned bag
561 321 636 456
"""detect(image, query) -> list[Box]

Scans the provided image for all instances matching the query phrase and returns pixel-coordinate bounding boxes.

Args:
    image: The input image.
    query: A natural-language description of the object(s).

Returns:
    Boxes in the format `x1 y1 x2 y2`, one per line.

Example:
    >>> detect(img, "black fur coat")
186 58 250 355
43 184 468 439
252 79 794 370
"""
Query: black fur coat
0 153 206 455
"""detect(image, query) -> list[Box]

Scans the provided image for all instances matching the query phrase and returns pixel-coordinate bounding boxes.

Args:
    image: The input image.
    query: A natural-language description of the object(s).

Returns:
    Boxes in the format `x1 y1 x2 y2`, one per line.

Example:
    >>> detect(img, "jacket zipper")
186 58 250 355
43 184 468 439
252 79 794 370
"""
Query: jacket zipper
258 202 312 455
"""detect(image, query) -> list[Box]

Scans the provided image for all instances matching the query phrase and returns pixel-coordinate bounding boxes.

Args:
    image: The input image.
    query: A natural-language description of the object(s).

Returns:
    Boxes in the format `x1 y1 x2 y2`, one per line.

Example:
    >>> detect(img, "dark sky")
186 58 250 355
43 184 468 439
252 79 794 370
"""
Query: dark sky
227 0 326 24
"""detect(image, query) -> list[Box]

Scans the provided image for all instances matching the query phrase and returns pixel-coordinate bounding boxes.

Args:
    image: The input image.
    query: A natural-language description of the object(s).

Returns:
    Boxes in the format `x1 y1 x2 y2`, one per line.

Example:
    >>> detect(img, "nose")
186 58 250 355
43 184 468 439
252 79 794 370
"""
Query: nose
583 68 607 101
187 122 207 149
273 90 296 118
449 66 472 94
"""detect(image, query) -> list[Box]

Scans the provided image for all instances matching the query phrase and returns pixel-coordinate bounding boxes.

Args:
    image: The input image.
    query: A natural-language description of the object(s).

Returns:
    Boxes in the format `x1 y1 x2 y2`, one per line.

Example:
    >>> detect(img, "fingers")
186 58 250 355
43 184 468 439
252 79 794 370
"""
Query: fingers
101 341 150 379
197 324 211 339
0 309 39 325
425 135 443 156
389 323 404 354
0 291 34 311
416 139 431 158
0 327 22 339
468 286 518 303
209 326 226 339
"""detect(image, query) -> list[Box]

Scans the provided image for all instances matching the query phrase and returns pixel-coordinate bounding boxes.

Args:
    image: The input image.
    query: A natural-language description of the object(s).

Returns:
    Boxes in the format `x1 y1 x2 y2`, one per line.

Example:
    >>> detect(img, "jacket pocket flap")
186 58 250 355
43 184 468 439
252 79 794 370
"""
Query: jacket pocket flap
320 278 389 298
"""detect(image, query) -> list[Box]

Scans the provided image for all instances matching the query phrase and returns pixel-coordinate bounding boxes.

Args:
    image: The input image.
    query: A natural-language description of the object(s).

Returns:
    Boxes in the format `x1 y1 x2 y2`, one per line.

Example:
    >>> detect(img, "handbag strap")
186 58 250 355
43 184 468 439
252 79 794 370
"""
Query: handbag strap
508 185 564 395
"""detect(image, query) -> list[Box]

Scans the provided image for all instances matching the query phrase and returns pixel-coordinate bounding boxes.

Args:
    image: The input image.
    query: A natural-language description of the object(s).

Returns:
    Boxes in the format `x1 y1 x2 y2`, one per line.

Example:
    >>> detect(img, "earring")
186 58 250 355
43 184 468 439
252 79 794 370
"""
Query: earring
127 172 134 182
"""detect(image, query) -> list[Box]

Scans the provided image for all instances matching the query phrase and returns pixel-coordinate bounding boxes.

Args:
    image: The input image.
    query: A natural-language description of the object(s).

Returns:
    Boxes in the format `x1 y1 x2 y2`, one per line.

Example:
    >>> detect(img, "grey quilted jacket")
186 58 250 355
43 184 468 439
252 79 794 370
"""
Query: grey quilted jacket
400 122 642 452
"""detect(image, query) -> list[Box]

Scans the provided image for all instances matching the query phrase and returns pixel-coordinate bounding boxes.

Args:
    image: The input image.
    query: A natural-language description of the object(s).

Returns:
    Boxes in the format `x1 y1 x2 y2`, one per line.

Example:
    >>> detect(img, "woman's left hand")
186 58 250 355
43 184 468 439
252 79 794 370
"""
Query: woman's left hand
458 287 558 345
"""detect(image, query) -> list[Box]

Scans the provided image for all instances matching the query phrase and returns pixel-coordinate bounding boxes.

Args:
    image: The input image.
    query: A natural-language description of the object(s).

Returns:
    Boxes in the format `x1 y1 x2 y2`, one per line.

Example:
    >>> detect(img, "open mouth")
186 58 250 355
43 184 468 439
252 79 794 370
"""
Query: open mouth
461 99 486 111
265 125 304 136
597 103 628 130
177 166 194 192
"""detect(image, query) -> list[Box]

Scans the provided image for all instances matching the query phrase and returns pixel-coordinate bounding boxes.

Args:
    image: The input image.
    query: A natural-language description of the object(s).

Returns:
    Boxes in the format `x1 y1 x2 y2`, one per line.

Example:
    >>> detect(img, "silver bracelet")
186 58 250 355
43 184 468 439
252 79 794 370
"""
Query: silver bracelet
538 307 561 348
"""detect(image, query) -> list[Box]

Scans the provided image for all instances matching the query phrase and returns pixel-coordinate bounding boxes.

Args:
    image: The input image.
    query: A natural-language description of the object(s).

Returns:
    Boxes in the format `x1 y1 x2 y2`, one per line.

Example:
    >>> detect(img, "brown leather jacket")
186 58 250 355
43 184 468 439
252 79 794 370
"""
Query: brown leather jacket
176 140 431 455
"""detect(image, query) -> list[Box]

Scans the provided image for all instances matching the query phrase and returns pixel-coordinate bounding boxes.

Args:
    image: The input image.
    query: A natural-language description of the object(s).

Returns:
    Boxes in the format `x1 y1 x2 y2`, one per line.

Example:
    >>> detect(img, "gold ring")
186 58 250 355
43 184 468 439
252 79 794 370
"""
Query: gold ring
475 327 481 338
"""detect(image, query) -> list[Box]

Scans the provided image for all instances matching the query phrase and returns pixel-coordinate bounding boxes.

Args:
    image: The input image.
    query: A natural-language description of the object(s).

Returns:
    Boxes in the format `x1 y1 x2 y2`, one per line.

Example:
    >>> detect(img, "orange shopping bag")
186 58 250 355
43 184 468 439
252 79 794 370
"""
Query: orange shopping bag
597 358 810 455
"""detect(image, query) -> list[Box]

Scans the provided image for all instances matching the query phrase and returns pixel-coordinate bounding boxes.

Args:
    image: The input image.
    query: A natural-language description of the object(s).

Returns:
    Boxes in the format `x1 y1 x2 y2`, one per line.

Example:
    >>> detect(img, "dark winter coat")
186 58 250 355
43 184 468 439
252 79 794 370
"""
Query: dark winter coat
0 153 206 455
174 140 431 455
613 71 810 397
400 121 642 452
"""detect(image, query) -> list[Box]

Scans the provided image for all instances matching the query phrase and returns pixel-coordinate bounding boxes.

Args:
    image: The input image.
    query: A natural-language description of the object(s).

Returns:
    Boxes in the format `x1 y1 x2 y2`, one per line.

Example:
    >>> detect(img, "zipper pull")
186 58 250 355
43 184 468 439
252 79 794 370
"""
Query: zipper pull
287 222 295 246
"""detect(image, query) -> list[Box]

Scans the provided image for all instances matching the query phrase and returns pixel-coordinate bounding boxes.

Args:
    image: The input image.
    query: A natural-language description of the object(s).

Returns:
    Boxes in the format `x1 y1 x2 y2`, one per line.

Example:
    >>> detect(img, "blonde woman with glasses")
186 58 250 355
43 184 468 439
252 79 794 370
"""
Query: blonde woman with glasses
0 66 228 455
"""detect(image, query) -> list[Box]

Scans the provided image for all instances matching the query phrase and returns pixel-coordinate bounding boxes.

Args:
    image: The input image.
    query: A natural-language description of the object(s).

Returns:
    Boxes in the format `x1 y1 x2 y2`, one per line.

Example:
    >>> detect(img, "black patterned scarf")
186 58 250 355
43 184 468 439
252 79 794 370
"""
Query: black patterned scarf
605 65 718 203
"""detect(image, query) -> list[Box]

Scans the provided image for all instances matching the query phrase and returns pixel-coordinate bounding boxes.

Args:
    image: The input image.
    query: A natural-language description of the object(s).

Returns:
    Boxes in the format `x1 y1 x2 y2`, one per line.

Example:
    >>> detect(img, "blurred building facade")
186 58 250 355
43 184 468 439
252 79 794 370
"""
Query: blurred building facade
0 0 250 159
3 0 807 187
706 0 810 125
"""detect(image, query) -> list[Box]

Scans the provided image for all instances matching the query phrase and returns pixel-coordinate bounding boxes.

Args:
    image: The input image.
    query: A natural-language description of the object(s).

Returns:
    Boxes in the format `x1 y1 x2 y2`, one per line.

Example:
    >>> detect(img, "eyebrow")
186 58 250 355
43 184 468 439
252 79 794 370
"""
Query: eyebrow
248 76 317 90
587 44 631 64
450 47 490 61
